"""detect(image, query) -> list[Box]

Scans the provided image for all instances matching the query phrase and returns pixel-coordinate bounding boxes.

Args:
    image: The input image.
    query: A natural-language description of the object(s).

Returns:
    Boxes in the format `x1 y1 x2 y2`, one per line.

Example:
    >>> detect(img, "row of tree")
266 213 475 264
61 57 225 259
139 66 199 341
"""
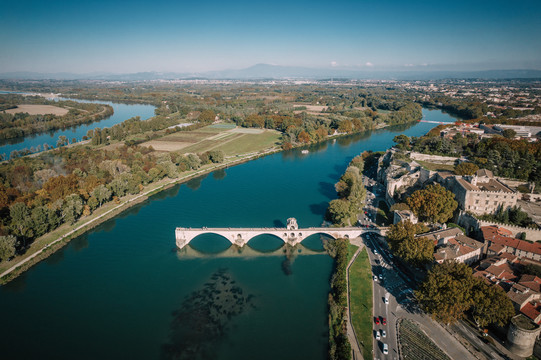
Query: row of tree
325 238 352 360
326 155 366 226
0 145 225 262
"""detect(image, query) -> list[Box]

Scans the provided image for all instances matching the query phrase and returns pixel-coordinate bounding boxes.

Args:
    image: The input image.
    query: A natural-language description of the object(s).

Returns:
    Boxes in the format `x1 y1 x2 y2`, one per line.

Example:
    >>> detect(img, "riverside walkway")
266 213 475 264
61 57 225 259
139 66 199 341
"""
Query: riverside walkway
176 217 387 249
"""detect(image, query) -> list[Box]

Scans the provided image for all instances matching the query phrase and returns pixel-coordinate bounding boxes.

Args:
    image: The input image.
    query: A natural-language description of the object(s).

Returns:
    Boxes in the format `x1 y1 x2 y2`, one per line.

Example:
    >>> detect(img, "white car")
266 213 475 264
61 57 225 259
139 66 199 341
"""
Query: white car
375 330 381 340
382 330 387 338
383 343 388 354
373 275 378 281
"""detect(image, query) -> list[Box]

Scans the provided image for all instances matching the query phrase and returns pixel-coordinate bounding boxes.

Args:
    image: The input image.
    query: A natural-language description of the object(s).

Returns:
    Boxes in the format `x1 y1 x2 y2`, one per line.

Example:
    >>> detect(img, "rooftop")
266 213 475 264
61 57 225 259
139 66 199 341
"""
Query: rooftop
482 226 541 256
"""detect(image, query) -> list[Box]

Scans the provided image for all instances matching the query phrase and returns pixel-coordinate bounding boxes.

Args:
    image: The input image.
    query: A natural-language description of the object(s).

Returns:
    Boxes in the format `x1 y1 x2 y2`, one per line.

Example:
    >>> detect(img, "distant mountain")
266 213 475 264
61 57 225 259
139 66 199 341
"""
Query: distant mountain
1 65 540 81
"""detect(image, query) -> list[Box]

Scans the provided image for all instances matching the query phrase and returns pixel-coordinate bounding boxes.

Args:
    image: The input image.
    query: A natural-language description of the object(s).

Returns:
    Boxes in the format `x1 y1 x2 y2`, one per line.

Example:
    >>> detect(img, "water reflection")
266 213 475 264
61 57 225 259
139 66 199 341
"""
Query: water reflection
178 242 323 259
186 174 209 191
212 169 227 181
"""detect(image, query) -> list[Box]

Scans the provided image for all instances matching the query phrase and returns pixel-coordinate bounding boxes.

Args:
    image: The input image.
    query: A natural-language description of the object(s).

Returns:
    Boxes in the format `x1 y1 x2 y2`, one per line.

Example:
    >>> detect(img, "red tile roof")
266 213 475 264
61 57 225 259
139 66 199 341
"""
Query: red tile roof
481 226 541 256
521 301 541 324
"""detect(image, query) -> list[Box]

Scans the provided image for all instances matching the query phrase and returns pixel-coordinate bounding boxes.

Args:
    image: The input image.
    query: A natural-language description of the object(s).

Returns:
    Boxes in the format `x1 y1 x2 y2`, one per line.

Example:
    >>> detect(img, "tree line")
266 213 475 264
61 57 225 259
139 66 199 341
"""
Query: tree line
0 145 225 261
0 94 113 140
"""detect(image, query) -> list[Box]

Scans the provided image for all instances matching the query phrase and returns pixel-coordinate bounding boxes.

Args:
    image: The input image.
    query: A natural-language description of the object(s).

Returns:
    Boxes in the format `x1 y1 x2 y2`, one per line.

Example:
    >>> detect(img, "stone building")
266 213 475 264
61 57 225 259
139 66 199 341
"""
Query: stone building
445 169 518 215
507 314 541 357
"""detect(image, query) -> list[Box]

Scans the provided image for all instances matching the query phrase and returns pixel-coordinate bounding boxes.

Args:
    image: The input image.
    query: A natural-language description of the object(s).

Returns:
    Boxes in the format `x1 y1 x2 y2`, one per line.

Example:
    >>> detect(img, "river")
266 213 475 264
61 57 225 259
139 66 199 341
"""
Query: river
0 108 460 359
0 93 156 158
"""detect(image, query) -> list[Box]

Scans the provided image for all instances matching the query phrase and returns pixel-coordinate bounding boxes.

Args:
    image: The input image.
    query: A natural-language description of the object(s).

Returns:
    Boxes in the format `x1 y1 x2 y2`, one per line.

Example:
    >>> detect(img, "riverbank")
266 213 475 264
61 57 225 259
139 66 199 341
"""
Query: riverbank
0 117 423 284
0 146 282 284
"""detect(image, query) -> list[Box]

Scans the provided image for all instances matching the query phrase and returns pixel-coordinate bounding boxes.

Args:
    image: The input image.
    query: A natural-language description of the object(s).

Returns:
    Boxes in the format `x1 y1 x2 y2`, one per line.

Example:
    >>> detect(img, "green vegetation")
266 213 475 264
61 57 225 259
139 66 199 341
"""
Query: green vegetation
347 243 359 263
398 319 450 360
376 200 392 226
387 221 432 266
326 155 366 226
411 132 541 187
454 162 479 175
0 145 225 265
416 261 514 326
325 238 352 360
478 205 537 228
349 248 373 359
406 183 458 224
0 94 113 145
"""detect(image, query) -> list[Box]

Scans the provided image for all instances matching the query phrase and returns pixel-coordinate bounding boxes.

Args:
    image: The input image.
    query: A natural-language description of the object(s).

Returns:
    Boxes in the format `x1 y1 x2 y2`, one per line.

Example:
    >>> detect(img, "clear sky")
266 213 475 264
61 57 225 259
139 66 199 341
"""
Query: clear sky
1 0 540 73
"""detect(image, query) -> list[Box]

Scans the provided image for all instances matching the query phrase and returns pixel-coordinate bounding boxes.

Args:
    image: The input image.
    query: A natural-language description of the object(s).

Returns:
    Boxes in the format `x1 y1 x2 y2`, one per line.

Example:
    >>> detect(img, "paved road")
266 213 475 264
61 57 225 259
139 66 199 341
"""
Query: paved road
364 234 475 360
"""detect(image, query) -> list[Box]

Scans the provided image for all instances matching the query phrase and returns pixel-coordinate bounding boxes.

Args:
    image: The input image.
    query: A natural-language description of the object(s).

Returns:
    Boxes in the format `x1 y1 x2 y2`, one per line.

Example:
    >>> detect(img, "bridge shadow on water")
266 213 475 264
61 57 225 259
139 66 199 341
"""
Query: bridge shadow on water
178 233 330 259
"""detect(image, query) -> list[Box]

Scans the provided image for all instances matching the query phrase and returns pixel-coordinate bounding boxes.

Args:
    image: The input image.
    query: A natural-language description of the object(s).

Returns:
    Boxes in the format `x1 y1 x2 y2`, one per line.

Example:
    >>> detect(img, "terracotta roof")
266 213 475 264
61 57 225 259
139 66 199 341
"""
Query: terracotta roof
521 301 541 324
482 226 541 256
520 275 541 293
488 243 505 254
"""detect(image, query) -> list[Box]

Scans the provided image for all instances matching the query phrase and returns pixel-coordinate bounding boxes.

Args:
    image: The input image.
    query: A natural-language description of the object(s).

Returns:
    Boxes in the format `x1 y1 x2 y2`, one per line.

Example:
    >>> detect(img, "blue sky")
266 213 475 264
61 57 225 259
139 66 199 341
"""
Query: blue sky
1 0 540 73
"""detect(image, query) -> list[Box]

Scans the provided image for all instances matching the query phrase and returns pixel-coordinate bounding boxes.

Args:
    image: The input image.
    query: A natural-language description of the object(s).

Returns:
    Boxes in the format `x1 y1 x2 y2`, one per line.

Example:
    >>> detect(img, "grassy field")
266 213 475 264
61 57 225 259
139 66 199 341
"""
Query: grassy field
416 160 456 172
142 124 281 156
349 248 373 359
347 243 359 263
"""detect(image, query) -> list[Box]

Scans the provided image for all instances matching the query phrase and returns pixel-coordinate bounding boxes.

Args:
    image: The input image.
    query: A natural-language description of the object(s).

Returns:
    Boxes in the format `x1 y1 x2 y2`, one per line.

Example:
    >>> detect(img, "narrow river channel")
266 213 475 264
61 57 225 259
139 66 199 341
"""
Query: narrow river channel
0 93 156 158
0 108 460 360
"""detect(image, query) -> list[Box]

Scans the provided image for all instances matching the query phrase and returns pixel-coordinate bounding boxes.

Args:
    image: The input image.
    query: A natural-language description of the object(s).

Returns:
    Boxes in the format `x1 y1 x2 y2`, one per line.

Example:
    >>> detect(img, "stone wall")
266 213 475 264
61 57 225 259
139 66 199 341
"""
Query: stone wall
507 315 541 358
409 152 460 165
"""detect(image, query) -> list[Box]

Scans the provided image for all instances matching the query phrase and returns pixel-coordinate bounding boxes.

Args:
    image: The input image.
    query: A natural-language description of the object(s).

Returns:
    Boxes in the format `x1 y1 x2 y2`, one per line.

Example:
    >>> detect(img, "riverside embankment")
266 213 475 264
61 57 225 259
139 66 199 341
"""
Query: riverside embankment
0 108 459 360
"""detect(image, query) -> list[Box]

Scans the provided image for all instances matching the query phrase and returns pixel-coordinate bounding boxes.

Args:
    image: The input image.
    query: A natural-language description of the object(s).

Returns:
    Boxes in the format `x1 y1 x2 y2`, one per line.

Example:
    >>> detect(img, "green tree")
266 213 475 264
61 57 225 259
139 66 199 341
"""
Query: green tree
387 221 431 266
0 235 19 261
502 129 517 139
62 194 84 225
9 202 34 240
406 184 458 223
416 261 476 324
395 236 434 266
393 134 410 149
327 199 352 226
454 162 479 176
92 184 112 207
471 280 514 327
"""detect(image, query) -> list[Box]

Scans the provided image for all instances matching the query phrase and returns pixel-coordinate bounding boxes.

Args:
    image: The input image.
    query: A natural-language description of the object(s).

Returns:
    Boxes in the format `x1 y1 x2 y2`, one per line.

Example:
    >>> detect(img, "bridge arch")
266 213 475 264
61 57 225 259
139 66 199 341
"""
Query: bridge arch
247 233 286 252
188 233 233 253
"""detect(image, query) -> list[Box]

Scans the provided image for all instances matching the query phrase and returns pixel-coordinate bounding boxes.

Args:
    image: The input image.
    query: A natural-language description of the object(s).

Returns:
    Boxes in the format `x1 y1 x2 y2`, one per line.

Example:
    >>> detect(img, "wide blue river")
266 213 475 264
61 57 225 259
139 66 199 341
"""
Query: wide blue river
0 108 459 359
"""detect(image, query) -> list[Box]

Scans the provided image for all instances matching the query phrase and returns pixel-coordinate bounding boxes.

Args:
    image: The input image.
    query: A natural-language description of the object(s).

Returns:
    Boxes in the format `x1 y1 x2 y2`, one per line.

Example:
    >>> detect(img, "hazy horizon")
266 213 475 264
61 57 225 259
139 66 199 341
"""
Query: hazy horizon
1 0 540 74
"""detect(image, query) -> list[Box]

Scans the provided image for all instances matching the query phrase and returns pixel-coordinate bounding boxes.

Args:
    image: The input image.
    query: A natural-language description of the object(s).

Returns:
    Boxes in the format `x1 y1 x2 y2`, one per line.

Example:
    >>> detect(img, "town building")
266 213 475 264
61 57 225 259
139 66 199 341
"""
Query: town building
445 170 518 215
482 225 541 261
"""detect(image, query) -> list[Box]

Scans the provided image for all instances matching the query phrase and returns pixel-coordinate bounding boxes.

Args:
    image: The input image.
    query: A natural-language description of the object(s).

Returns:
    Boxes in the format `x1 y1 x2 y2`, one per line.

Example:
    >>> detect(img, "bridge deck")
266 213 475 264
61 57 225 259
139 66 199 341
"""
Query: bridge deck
175 226 385 249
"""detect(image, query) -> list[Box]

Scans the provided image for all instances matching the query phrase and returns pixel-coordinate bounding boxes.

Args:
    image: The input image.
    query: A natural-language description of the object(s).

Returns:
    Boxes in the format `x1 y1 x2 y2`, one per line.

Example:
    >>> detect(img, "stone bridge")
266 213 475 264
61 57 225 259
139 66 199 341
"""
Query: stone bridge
175 218 386 250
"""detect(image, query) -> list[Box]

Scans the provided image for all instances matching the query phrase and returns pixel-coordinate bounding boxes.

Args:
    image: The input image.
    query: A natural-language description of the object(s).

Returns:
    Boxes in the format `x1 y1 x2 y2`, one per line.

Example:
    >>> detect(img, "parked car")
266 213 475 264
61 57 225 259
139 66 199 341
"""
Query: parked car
373 275 378 281
383 343 388 354
382 317 387 325
375 330 381 340
382 330 387 338
378 273 383 280
375 317 380 325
